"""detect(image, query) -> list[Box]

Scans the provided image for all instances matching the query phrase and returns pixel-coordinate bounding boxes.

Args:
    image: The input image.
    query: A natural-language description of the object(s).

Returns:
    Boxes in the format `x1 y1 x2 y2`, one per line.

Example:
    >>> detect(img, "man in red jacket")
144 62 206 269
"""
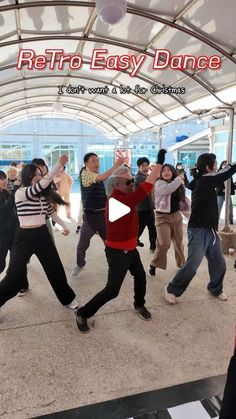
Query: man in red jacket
75 151 166 333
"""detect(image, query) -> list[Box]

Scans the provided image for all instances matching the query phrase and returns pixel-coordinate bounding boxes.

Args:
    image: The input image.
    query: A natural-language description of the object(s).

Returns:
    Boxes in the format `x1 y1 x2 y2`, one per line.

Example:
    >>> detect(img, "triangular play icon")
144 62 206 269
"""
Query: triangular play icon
108 198 131 222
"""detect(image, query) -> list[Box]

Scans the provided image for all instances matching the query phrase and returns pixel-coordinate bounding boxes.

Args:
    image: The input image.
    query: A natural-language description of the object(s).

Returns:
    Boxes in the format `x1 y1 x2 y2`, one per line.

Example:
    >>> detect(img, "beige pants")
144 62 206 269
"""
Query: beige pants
151 211 185 270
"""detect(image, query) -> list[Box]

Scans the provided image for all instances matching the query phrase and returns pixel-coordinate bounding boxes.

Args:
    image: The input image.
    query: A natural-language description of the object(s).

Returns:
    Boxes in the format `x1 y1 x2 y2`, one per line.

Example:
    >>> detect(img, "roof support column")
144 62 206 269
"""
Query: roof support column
208 127 215 153
223 108 235 232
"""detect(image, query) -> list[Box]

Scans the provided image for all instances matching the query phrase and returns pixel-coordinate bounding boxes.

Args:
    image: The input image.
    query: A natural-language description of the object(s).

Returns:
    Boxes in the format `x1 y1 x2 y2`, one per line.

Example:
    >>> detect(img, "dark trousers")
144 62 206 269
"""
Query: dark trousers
138 210 157 249
0 230 28 289
0 225 75 307
79 246 146 318
76 211 106 267
0 231 14 273
219 349 236 419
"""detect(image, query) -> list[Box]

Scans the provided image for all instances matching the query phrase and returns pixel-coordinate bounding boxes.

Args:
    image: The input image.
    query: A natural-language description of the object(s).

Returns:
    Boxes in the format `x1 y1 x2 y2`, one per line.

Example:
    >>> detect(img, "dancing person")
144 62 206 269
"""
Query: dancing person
164 153 236 304
0 155 78 311
134 157 156 252
149 164 186 276
6 166 18 192
75 150 166 333
57 166 73 218
216 160 235 225
71 153 125 277
0 170 29 296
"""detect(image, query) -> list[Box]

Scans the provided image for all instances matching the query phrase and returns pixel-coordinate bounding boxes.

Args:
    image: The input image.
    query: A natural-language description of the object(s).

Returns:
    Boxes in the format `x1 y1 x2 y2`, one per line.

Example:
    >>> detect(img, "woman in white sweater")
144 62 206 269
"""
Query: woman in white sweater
149 164 186 276
0 155 78 310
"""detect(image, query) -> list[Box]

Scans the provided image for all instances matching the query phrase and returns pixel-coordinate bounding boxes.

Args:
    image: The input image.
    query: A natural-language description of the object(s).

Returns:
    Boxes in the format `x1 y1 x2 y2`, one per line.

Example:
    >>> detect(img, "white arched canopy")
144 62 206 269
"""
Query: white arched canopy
0 0 235 137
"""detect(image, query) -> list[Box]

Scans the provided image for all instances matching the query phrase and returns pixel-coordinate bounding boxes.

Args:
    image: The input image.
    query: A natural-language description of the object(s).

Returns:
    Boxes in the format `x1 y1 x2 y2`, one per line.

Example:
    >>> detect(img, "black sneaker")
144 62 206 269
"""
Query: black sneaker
137 241 144 247
75 310 91 333
136 306 152 321
18 288 29 297
149 265 156 276
234 260 236 269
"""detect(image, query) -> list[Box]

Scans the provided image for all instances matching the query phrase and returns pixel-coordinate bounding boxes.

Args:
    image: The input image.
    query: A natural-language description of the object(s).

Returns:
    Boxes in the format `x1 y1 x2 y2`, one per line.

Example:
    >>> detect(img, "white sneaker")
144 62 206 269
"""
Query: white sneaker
216 292 228 301
68 298 79 310
18 288 29 297
164 285 176 304
71 265 84 277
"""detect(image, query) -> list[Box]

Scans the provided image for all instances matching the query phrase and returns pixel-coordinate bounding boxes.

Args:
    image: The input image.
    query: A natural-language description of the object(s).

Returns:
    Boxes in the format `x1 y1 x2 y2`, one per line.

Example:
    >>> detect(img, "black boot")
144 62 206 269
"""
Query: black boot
149 265 156 276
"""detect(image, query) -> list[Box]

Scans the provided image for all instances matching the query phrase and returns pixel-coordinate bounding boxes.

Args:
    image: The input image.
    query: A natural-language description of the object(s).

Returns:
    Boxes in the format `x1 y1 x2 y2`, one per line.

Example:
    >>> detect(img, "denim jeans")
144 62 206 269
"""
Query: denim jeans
167 227 226 297
79 246 146 318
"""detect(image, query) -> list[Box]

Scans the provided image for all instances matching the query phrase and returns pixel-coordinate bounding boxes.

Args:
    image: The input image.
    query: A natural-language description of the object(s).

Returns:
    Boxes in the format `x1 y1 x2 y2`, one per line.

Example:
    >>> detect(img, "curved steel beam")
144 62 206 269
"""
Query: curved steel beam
0 91 140 127
0 102 124 136
0 1 235 64
0 35 229 107
0 73 172 120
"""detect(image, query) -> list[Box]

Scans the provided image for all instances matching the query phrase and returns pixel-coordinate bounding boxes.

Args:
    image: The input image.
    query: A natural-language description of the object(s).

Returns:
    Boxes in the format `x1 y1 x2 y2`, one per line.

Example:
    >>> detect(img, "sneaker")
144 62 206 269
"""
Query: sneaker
68 298 79 310
18 288 29 297
216 292 228 301
149 265 156 276
137 241 144 247
135 306 152 321
71 265 84 277
164 285 176 304
75 311 92 333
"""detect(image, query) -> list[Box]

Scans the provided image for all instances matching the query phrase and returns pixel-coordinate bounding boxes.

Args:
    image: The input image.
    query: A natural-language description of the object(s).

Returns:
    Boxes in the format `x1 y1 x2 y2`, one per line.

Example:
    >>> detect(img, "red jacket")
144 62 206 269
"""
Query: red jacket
105 182 153 250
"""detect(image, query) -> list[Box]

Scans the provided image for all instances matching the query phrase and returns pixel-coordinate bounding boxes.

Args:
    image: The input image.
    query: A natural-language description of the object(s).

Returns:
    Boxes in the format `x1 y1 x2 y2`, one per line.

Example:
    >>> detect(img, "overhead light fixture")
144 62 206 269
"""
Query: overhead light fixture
96 0 127 25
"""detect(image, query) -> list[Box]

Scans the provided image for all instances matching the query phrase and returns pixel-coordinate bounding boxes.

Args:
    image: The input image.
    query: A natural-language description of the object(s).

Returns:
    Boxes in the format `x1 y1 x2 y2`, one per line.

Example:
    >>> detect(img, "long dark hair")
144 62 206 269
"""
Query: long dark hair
21 164 68 206
160 164 185 201
218 160 227 171
191 153 216 179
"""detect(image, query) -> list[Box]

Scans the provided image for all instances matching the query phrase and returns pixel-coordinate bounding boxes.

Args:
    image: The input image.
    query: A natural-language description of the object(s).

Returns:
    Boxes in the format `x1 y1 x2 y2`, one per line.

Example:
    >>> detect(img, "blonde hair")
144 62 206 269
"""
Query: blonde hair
7 166 18 175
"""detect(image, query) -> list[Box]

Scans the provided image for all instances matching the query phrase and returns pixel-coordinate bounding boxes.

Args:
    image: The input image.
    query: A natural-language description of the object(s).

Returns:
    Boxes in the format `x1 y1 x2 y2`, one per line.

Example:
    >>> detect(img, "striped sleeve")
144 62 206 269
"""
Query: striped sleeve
81 169 98 187
17 163 63 201
46 203 54 216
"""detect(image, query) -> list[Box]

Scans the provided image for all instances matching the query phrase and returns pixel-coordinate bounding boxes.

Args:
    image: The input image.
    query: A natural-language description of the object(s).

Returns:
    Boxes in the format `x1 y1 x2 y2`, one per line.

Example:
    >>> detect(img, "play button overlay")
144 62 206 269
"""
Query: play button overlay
108 198 131 222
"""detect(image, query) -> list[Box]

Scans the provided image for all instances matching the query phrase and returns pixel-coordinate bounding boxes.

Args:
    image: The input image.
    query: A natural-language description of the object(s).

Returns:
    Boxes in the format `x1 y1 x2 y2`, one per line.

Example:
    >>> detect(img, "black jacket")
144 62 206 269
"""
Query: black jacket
134 172 154 212
0 188 18 233
188 163 236 229
216 177 235 196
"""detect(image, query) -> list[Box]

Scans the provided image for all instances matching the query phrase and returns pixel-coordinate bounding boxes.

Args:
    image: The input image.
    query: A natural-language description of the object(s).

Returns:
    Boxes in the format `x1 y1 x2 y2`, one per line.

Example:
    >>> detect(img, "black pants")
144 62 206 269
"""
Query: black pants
0 225 75 307
0 231 15 273
138 210 157 249
77 211 106 267
79 246 146 318
219 349 236 419
0 230 28 289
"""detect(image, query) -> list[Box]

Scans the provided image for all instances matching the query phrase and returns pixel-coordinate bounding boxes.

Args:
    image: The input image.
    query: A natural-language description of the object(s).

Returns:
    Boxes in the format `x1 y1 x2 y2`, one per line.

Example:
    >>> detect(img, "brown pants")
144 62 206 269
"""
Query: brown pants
151 211 185 270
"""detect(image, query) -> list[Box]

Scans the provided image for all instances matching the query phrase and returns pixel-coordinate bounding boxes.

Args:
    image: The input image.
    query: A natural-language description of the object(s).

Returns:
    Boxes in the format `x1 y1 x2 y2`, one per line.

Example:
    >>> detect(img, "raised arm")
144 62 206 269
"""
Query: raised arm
204 163 236 187
145 149 167 185
96 157 126 182
18 155 68 201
